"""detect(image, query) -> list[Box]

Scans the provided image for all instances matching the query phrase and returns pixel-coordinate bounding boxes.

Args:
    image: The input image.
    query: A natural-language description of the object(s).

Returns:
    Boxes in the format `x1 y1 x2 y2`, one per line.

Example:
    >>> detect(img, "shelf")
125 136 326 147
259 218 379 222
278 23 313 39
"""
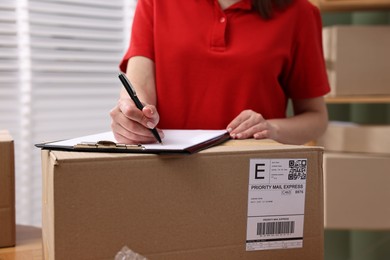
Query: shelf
325 95 390 103
310 0 390 11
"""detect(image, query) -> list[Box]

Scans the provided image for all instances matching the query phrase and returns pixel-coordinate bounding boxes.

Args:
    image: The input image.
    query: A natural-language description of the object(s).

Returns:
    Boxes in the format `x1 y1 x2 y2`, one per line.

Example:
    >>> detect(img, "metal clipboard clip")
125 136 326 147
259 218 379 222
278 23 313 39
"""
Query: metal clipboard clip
74 140 145 151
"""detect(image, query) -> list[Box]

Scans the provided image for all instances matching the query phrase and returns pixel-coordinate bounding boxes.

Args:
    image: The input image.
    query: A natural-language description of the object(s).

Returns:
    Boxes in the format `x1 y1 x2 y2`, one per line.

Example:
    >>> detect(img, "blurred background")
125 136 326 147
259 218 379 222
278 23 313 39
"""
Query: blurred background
322 10 390 260
0 1 389 259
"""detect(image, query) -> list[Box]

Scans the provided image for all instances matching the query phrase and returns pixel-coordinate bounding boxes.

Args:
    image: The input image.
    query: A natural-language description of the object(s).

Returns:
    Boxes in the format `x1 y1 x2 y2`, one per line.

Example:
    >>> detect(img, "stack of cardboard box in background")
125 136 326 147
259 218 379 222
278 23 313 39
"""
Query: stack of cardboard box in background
318 122 390 229
320 25 390 230
0 130 16 248
322 25 390 96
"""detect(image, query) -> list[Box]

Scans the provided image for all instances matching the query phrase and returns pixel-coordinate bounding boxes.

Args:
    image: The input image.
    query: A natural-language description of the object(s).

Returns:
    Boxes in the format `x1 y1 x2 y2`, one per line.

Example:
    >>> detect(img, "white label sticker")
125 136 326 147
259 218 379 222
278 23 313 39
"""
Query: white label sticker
246 158 307 251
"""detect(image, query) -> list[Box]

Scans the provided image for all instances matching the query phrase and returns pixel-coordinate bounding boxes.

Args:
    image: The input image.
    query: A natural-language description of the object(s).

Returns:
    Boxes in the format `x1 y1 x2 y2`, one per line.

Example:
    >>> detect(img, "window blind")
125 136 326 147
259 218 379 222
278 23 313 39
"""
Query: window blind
0 0 25 224
0 1 20 144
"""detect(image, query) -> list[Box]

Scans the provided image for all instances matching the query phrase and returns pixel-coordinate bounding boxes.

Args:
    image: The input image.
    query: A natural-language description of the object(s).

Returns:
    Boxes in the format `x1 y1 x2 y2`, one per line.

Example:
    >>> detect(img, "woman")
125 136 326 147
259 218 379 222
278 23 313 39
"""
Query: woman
110 0 330 144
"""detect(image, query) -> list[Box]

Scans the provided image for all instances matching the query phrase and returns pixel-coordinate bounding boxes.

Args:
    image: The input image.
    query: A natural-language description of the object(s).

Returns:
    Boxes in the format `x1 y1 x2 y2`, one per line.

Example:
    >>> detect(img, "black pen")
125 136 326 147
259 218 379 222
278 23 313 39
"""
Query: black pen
118 72 162 144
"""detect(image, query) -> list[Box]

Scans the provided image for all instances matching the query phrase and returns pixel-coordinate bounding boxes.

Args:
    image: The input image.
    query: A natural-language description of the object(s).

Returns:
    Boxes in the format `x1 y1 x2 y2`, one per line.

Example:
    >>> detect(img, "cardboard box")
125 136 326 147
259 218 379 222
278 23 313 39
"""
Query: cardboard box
0 130 16 248
323 26 390 96
41 140 324 260
317 121 390 155
324 152 390 230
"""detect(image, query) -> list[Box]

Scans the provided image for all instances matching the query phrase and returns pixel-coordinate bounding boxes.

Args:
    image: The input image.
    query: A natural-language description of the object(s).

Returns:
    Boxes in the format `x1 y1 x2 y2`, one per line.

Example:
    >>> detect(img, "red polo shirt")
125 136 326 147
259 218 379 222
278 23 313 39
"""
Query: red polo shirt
120 0 330 129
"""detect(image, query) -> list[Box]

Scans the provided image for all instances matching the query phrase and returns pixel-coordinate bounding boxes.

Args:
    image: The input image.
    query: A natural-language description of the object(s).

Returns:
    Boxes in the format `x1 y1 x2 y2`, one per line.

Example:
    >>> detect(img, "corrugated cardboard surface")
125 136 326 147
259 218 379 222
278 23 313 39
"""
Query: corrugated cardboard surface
318 121 390 155
0 130 16 248
42 140 324 260
323 26 390 96
324 152 390 230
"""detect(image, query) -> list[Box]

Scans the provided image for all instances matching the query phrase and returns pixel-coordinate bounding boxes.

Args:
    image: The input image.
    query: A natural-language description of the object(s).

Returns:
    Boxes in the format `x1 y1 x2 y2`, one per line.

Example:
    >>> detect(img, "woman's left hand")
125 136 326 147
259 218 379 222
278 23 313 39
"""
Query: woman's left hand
226 97 329 145
226 110 279 140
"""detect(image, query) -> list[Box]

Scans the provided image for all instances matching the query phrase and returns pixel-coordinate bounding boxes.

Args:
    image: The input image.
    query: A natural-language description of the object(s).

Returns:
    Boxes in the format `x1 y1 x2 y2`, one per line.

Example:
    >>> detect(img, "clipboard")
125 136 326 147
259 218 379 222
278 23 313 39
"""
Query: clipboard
35 130 231 154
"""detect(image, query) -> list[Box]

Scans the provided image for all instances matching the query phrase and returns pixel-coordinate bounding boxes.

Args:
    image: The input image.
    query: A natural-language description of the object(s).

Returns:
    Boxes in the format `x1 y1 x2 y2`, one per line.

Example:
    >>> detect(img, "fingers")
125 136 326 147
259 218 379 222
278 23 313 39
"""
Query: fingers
118 99 159 128
253 130 270 139
227 110 271 140
111 121 164 144
142 105 160 129
110 98 163 144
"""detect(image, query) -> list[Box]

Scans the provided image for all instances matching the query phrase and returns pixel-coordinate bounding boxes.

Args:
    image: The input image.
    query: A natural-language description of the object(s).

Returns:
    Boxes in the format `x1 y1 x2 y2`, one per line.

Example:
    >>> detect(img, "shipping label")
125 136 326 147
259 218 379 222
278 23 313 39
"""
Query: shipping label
246 158 307 251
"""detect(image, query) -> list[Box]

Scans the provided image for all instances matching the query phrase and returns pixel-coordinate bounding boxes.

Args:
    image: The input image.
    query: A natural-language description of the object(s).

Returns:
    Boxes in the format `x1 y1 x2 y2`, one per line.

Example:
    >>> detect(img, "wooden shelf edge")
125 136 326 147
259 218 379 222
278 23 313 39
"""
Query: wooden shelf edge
325 95 390 104
310 0 390 12
320 3 390 12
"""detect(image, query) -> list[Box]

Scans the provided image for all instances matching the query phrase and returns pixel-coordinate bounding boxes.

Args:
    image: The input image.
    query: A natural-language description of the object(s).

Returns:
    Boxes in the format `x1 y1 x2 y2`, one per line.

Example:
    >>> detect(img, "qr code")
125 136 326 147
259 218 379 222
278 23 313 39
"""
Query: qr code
288 159 307 180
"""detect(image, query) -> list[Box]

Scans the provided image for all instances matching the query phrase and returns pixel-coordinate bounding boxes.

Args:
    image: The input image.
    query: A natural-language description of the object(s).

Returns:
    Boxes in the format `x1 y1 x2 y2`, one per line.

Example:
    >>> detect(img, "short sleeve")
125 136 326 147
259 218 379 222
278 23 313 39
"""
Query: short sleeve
282 2 330 99
119 0 155 72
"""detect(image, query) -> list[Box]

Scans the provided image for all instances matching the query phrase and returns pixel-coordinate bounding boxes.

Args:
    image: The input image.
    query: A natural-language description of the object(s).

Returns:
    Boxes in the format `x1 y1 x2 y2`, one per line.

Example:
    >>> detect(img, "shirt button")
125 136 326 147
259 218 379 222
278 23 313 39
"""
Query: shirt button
219 17 226 23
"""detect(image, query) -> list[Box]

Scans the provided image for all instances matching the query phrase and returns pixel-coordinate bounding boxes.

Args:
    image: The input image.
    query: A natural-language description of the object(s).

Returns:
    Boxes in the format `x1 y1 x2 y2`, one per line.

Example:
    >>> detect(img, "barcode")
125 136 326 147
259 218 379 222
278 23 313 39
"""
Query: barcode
288 159 307 180
257 221 295 236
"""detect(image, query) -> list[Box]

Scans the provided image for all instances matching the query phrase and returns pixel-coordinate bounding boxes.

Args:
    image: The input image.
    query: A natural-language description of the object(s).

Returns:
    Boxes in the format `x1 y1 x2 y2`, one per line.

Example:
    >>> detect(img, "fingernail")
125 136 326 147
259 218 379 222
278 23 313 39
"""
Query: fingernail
143 107 153 115
227 128 232 133
236 133 242 139
146 122 154 129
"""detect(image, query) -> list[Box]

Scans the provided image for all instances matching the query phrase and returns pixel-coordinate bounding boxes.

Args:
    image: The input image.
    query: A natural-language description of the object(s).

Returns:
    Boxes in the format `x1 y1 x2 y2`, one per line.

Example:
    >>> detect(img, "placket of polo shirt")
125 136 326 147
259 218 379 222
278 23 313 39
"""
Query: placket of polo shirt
210 2 228 51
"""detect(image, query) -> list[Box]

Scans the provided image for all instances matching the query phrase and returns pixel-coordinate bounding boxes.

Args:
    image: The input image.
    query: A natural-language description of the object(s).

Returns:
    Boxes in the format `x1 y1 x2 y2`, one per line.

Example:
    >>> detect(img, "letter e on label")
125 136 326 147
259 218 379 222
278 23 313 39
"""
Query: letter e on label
249 159 270 184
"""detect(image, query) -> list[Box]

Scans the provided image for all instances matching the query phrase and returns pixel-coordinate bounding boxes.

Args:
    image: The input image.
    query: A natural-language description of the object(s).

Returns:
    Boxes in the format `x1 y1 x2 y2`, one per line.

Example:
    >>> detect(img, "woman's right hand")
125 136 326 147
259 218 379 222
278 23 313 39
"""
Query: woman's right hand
110 97 163 144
